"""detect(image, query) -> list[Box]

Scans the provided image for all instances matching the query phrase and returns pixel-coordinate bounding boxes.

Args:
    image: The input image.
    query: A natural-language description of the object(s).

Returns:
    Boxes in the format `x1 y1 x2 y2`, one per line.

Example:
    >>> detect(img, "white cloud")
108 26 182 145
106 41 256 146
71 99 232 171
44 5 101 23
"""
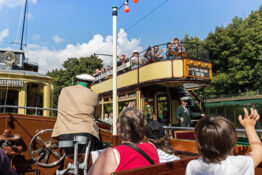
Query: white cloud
32 34 40 40
26 28 142 73
53 35 65 44
0 28 9 42
27 13 33 20
0 0 37 9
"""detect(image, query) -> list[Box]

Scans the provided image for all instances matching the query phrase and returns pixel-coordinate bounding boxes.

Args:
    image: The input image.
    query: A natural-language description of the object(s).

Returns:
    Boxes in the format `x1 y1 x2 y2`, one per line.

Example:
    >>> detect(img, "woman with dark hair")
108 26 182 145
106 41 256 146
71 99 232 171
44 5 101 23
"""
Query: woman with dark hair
88 103 159 175
146 120 180 163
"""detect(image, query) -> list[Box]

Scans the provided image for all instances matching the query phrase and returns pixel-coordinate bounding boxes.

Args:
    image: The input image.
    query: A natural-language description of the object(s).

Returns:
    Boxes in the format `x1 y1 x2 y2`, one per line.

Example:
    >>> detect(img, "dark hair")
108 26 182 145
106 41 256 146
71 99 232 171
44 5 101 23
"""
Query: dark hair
166 42 171 47
173 38 179 41
117 107 146 144
195 115 237 164
147 135 177 155
144 46 152 58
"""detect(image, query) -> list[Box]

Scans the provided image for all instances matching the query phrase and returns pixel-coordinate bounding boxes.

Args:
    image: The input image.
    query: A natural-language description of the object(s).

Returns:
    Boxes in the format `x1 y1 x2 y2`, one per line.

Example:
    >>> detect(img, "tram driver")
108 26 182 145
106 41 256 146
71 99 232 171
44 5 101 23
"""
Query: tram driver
176 97 205 127
51 74 103 155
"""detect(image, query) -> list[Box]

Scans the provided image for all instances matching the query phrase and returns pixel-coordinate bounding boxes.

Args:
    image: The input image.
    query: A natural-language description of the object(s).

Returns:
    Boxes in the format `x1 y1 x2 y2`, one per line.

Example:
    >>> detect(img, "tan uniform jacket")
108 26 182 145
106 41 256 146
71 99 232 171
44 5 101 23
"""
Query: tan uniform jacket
51 85 100 140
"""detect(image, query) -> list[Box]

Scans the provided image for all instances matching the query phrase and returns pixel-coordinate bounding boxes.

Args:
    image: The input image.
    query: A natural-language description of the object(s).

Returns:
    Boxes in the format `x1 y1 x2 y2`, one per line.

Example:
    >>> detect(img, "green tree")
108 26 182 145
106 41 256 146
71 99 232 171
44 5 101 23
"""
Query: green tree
203 6 262 97
47 55 103 108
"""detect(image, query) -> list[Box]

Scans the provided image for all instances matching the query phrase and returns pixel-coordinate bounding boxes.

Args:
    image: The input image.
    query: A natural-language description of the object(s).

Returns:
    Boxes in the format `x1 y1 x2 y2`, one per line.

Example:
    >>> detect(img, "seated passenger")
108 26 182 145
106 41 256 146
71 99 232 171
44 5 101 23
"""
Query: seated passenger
144 46 155 64
153 45 164 61
0 148 17 175
117 54 126 66
51 74 103 155
131 50 144 69
106 65 111 72
165 42 174 60
93 69 101 77
100 67 105 74
88 104 159 175
146 120 180 163
172 38 186 58
186 108 262 175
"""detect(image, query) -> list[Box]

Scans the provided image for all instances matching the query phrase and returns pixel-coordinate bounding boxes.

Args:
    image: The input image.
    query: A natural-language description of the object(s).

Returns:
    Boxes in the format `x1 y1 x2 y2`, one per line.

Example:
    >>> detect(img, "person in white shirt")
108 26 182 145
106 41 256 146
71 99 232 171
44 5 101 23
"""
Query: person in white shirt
186 108 262 175
146 120 180 163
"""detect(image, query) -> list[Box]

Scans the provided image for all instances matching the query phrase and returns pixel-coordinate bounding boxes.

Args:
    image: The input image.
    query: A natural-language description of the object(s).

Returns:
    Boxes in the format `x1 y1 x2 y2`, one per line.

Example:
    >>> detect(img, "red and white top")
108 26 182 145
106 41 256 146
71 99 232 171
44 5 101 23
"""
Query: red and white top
114 142 159 171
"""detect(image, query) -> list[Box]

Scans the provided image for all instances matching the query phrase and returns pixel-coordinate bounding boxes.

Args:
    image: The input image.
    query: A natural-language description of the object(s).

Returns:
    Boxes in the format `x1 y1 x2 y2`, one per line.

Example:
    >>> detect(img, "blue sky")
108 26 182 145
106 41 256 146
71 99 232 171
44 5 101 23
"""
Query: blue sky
0 0 261 72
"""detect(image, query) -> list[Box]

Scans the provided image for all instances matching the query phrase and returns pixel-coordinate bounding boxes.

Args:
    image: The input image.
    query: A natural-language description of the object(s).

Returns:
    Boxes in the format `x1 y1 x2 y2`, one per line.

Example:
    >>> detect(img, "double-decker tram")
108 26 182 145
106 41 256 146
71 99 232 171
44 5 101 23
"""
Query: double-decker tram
92 42 212 127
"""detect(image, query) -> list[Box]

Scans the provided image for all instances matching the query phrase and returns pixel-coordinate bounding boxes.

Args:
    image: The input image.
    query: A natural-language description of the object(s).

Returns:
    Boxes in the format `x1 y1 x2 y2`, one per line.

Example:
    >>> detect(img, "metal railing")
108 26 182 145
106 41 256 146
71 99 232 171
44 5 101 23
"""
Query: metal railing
163 126 262 134
0 105 57 116
93 41 210 83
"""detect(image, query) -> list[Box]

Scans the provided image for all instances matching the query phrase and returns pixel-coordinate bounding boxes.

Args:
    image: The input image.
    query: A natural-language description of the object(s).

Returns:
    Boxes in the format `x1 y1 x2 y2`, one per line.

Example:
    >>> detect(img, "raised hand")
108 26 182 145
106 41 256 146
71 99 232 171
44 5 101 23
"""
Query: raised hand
238 108 260 129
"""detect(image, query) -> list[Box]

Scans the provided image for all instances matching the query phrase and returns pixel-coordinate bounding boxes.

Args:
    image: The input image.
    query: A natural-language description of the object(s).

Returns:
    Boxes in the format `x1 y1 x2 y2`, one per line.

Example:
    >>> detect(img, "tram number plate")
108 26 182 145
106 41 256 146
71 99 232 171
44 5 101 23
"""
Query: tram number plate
188 67 209 78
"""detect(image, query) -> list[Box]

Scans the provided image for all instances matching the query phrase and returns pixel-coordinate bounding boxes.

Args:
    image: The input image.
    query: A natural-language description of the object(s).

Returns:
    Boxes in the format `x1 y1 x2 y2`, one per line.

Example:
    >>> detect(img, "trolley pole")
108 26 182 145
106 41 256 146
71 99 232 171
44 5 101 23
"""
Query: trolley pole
112 6 118 136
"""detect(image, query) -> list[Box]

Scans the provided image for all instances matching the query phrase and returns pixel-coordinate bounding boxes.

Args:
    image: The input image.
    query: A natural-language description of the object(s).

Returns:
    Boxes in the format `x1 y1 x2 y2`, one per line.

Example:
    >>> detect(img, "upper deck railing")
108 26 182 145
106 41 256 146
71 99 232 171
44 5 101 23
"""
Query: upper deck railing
93 41 210 83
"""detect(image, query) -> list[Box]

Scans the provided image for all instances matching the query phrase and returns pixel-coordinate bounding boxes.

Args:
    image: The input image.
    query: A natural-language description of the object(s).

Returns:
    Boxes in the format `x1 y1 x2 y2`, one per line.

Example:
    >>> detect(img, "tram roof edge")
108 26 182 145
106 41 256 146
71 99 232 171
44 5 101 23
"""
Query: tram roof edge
0 69 52 80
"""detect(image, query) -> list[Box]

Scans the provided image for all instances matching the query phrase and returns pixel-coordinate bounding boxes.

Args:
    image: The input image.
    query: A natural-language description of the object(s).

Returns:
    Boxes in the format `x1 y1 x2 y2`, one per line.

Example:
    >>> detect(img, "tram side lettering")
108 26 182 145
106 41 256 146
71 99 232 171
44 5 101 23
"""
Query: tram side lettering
188 67 209 78
0 79 23 87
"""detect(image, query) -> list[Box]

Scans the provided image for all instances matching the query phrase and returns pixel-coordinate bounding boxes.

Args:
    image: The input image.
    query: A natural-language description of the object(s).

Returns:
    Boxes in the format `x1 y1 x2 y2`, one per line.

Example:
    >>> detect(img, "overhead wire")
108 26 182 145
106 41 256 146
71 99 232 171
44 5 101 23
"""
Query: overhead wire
125 0 168 32
93 0 168 57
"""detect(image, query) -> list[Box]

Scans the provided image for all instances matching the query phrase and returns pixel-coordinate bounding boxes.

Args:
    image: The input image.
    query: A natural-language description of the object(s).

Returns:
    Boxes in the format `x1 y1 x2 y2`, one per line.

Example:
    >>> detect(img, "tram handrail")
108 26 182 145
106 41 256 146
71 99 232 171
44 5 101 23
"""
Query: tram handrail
163 126 262 133
0 105 57 111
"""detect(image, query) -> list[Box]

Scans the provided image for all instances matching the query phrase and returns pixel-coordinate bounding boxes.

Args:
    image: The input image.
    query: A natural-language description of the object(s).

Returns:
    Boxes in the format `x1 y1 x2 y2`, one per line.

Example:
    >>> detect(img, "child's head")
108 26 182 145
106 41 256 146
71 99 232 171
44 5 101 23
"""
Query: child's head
146 121 176 155
195 115 237 163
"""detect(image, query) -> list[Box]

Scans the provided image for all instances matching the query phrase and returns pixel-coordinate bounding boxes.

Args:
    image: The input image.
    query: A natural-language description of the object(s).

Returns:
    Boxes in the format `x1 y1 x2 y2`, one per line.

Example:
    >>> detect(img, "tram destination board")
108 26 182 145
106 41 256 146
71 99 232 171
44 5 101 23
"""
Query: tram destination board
188 67 209 78
0 79 23 87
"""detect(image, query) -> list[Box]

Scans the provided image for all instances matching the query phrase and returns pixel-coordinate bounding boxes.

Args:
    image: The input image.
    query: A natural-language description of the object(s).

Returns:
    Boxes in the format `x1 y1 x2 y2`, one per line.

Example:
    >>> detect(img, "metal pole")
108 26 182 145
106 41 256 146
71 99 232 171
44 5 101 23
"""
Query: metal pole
20 0 27 50
112 7 118 136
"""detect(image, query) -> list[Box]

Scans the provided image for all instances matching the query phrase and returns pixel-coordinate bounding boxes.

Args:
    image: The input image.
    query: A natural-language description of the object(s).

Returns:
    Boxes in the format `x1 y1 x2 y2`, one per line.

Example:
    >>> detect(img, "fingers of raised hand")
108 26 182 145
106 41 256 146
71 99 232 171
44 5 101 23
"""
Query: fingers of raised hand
243 108 249 118
238 114 243 125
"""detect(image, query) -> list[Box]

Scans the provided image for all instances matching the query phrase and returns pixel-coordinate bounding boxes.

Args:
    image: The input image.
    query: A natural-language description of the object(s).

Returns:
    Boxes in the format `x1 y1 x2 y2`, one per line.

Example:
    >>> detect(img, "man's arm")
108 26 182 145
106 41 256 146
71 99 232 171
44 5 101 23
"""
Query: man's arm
238 108 262 167
176 106 184 122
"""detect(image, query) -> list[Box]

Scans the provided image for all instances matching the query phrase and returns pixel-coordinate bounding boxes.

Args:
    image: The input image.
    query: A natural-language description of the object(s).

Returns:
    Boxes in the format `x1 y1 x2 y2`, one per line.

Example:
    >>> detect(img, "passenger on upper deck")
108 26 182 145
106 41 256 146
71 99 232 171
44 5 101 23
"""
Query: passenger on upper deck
88 103 159 175
93 69 101 77
51 74 103 155
117 54 126 66
131 50 144 69
144 46 155 64
153 45 164 61
186 108 262 175
146 121 180 163
172 38 186 57
100 67 105 74
106 65 111 72
165 42 174 60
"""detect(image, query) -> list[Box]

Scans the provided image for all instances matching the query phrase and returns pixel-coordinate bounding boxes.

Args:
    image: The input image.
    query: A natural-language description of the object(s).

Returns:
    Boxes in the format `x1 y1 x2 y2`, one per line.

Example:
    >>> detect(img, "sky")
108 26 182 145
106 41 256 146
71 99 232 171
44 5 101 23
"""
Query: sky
0 0 261 73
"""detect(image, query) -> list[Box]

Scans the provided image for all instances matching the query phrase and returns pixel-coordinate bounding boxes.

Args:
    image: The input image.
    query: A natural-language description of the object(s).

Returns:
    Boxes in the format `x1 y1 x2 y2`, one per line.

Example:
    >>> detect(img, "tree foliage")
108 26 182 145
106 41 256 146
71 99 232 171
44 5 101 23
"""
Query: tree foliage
202 6 262 97
47 55 103 107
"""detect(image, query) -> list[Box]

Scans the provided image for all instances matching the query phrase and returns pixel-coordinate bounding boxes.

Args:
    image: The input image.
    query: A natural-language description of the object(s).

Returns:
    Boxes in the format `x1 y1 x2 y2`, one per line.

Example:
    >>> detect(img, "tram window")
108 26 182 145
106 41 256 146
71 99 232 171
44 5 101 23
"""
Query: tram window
0 89 18 113
119 95 126 100
104 103 112 116
144 98 153 121
26 83 43 115
118 100 136 113
157 96 169 123
128 93 136 98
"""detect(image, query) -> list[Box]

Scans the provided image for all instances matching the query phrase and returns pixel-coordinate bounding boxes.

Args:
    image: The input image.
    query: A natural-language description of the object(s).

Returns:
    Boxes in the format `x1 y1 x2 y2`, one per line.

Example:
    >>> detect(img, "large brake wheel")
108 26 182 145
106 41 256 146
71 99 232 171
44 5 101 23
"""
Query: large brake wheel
29 129 65 168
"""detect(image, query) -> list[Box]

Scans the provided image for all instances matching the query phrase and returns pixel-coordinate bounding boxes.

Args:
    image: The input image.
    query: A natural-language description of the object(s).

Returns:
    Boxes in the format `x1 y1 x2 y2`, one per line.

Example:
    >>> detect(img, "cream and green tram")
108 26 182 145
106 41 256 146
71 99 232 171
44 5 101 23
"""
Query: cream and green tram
91 43 212 126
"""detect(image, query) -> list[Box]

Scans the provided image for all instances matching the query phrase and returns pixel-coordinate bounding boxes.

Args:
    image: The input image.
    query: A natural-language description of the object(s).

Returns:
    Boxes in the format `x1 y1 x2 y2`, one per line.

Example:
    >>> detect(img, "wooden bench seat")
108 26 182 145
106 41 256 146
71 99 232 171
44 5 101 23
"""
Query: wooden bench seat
111 156 199 175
